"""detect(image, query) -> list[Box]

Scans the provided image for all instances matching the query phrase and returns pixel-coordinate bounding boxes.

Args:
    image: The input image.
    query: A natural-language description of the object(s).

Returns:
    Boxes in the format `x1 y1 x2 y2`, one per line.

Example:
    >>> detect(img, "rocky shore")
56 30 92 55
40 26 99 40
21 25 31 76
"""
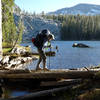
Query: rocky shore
1 45 38 70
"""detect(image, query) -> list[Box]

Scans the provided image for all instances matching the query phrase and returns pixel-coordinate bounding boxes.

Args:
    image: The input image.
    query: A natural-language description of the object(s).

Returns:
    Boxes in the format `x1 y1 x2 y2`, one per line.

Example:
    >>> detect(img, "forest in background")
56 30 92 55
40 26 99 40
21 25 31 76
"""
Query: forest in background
42 14 100 40
60 15 100 40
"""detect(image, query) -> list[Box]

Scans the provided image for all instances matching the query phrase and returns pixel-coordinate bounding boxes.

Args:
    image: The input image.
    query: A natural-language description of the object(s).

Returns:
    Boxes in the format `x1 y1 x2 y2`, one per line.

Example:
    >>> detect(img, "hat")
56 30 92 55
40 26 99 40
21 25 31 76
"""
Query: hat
41 29 51 35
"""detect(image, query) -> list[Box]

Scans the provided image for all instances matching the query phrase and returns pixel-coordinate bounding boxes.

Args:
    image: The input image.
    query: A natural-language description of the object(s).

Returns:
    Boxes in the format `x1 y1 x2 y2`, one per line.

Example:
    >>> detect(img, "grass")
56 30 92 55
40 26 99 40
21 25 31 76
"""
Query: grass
3 42 13 54
2 43 33 58
3 48 12 54
2 42 12 48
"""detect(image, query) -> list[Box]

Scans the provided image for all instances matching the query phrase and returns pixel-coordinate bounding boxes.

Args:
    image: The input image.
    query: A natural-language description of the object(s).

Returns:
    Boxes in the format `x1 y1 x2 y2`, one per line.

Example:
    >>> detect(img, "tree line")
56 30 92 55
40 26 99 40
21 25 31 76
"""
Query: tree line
60 15 100 40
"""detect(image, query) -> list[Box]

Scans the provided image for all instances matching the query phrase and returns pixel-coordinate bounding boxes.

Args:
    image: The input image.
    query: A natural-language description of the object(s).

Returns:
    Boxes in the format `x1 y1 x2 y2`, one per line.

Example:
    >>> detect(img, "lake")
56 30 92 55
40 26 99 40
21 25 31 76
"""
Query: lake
22 41 100 69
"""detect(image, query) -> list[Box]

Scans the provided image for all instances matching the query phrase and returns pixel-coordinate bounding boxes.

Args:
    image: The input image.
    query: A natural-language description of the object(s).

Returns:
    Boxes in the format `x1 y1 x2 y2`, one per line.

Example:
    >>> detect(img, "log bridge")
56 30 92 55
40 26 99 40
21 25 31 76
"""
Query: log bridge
0 69 98 88
0 69 97 80
0 69 98 86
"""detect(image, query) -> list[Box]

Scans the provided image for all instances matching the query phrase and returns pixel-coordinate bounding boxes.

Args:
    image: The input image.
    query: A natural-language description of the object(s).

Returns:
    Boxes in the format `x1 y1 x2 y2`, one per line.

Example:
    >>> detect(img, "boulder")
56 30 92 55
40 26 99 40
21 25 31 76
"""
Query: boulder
5 56 37 69
11 47 27 55
72 43 90 48
11 45 31 55
1 56 10 65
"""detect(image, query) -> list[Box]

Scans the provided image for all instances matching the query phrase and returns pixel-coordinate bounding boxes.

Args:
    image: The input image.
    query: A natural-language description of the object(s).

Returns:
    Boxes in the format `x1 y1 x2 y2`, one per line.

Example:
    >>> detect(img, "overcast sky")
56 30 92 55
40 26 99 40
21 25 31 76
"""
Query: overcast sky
15 0 100 13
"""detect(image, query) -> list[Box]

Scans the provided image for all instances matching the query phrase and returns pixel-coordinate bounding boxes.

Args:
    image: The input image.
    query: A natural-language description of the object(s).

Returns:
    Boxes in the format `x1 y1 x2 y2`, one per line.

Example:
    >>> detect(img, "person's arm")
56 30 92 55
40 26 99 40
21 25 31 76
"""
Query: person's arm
43 41 52 48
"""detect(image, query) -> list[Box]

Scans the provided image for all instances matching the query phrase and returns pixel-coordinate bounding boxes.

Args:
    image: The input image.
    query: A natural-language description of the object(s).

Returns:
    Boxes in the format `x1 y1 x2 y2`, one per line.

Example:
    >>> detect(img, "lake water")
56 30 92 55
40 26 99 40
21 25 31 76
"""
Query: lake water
22 41 100 69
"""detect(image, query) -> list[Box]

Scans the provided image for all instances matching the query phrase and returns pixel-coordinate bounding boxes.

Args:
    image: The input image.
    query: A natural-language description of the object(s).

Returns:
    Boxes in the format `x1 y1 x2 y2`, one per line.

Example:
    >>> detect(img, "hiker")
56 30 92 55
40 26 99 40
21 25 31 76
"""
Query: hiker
32 29 55 71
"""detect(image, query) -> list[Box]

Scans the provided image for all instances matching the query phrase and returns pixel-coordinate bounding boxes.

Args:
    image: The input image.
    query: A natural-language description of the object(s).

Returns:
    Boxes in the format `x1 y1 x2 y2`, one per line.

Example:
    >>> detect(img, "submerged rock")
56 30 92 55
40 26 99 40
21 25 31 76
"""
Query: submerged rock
72 43 90 48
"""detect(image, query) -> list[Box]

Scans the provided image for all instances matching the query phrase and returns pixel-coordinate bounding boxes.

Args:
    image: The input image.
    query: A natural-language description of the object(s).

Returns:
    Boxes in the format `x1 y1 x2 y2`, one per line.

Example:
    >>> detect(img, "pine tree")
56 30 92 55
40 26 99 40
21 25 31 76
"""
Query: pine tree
0 0 2 60
17 18 24 44
2 0 16 46
2 0 24 49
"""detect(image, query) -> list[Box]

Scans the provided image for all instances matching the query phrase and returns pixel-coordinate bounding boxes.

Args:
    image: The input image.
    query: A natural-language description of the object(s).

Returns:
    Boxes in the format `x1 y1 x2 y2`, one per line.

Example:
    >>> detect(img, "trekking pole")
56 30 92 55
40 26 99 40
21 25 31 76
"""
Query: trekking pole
48 47 51 69
56 46 59 52
48 45 58 69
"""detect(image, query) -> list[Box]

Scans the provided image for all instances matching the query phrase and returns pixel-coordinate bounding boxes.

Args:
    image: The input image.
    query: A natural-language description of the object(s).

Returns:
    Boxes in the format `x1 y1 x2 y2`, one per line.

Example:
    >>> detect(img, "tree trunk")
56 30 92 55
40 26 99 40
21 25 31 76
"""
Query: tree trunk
0 0 2 60
0 70 97 79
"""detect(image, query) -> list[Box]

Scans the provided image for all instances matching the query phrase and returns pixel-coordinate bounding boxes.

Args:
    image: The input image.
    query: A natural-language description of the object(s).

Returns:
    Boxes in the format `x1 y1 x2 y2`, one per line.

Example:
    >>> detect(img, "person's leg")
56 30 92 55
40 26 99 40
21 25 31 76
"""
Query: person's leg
42 51 49 71
36 49 42 70
42 53 46 69
36 49 49 71
36 55 42 70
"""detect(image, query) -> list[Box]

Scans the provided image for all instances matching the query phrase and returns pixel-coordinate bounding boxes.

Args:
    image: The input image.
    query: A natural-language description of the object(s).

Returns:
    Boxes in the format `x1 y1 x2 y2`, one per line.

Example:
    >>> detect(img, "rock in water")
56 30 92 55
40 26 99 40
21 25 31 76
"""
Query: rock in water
72 43 90 48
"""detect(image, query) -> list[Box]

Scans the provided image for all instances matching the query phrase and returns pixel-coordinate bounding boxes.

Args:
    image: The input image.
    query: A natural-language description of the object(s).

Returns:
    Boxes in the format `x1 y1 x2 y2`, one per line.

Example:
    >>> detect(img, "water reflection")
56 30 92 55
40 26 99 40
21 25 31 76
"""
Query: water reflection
1 87 29 98
0 79 42 99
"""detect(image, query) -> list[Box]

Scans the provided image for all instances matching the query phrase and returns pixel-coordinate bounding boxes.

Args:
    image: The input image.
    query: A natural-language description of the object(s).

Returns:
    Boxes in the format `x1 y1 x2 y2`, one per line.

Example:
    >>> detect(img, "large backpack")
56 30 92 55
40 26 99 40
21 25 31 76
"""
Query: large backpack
32 34 45 48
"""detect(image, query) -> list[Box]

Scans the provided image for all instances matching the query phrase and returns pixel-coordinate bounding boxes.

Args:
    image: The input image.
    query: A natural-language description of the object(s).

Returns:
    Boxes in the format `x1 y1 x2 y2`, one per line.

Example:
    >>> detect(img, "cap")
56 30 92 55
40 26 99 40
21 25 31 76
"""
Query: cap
41 29 51 35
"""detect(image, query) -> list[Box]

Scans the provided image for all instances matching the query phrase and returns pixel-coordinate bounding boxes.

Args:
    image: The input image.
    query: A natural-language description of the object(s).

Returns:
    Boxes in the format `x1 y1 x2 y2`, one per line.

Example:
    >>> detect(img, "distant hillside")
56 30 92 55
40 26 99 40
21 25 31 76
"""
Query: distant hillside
48 3 100 15
13 4 61 42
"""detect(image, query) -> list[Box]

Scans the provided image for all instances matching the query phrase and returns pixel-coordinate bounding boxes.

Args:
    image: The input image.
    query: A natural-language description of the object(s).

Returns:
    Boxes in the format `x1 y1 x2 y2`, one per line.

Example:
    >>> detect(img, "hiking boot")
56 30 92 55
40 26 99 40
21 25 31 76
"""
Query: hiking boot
36 67 42 71
43 67 50 71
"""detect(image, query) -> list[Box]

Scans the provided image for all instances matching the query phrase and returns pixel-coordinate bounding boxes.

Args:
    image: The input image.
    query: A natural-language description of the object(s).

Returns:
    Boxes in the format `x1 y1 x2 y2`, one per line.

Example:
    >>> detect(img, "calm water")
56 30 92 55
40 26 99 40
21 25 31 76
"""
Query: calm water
22 41 100 69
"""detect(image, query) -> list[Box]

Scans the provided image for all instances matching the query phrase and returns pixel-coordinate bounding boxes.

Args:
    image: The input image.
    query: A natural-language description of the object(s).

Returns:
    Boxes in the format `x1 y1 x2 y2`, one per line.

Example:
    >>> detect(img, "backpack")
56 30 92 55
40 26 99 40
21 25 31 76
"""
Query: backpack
32 32 48 49
32 34 43 48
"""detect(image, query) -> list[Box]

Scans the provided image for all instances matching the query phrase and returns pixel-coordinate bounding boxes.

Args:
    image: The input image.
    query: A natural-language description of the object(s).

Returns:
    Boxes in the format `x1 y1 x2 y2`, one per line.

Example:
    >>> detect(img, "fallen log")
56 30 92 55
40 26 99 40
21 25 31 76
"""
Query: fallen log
0 69 98 100
1 85 73 100
31 51 56 56
3 51 56 57
0 69 98 80
40 79 81 87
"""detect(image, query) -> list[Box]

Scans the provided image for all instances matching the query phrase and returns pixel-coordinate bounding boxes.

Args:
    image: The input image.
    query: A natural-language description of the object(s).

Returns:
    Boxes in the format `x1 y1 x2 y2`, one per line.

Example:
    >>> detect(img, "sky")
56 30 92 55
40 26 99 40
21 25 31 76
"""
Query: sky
15 0 100 14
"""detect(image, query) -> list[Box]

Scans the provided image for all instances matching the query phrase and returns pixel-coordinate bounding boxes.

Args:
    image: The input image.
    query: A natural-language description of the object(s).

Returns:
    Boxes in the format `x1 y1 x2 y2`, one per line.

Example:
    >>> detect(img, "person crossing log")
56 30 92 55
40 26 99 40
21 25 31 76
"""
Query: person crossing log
32 29 55 71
